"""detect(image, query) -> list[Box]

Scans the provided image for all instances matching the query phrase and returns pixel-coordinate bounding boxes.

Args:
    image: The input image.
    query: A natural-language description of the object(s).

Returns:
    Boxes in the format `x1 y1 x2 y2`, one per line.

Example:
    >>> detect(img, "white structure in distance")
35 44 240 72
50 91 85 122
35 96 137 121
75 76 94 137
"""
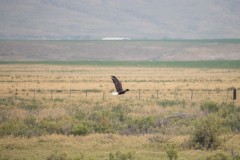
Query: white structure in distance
102 37 131 40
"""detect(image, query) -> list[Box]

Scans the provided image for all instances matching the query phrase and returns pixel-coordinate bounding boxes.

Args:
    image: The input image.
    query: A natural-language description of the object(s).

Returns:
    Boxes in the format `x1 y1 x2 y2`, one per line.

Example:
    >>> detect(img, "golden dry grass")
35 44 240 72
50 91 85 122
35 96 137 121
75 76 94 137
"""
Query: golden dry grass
0 64 239 104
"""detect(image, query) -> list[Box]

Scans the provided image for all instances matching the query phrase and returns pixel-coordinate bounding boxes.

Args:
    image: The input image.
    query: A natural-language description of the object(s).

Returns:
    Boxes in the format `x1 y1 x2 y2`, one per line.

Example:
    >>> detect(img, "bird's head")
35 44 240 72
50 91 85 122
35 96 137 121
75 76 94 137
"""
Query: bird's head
126 89 129 92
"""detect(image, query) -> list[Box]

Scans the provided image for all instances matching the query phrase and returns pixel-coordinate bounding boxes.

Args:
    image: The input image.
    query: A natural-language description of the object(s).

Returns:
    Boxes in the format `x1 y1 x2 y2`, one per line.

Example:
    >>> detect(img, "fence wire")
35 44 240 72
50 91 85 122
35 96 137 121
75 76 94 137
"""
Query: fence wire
0 88 238 104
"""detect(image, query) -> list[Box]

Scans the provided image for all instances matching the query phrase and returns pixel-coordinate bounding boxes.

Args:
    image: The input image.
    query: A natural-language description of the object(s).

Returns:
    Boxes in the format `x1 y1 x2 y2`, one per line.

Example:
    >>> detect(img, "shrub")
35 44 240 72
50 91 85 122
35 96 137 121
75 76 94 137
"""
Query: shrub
0 97 15 106
108 151 135 160
71 124 89 136
111 105 128 122
89 111 113 133
157 100 180 107
206 152 229 160
188 115 221 150
39 120 61 134
46 152 68 160
19 100 39 111
200 101 220 113
72 153 85 160
230 149 240 160
165 143 178 160
0 116 42 137
24 115 37 127
75 110 86 120
220 103 240 132
125 116 155 134
0 120 28 136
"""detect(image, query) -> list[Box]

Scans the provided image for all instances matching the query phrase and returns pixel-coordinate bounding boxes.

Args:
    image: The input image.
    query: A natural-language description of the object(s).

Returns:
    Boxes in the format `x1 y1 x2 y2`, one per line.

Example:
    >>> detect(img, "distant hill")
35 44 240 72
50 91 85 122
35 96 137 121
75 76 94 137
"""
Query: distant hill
1 40 240 61
0 0 240 39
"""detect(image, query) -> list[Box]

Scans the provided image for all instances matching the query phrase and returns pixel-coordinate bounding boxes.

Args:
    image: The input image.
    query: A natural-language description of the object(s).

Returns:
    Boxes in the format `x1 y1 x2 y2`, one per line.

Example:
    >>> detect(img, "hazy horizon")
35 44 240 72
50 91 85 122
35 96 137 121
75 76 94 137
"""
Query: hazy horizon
1 39 240 61
1 0 240 40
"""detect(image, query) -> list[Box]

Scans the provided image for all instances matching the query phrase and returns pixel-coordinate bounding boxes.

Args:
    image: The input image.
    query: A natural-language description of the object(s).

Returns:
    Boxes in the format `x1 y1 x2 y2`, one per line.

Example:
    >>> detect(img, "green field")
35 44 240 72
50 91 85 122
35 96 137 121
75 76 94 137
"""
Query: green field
1 60 240 68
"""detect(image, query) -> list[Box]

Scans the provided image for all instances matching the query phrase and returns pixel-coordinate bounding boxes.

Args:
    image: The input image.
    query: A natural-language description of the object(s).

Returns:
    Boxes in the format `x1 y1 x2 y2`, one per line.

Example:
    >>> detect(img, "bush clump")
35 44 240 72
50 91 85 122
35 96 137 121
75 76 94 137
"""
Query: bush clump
206 152 229 160
109 151 135 160
200 101 220 113
188 115 222 150
165 143 178 160
71 124 89 136
46 152 68 160
220 103 240 132
124 116 155 135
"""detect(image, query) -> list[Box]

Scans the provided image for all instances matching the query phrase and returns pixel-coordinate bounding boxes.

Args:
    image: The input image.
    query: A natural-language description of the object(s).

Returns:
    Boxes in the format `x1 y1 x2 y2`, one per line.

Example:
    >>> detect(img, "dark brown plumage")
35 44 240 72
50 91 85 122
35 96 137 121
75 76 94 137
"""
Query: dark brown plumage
111 76 129 95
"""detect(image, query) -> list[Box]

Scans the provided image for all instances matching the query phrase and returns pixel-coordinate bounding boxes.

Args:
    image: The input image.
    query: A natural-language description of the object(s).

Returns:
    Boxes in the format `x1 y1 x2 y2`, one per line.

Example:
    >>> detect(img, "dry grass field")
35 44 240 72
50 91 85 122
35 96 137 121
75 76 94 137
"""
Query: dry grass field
0 63 240 160
0 64 239 102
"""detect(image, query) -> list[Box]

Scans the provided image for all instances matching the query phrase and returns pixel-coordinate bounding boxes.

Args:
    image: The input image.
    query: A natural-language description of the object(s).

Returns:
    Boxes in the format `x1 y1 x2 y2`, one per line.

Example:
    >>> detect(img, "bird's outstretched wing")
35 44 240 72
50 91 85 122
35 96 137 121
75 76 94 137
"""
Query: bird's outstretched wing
111 76 123 92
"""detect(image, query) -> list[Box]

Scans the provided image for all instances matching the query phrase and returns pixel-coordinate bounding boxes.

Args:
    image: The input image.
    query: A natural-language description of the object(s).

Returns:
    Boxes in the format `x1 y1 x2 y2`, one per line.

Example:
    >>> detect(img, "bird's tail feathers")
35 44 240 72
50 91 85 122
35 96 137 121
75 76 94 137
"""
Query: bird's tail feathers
112 92 118 96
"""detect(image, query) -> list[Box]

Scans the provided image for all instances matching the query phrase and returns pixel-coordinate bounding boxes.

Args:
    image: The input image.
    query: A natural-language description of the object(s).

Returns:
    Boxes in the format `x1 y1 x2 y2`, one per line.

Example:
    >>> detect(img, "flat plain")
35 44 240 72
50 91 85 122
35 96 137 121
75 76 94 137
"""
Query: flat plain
0 62 240 160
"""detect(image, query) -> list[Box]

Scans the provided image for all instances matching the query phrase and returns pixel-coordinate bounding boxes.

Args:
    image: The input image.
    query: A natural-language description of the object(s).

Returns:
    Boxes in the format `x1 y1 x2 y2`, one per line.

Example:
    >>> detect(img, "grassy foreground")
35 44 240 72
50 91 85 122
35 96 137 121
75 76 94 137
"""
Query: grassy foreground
0 96 240 160
1 133 240 160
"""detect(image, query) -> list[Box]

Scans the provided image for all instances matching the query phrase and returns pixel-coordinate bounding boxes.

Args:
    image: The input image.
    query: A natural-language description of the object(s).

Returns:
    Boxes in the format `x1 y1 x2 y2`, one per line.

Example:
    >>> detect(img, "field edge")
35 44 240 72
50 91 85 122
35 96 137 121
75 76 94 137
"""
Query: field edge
1 60 240 68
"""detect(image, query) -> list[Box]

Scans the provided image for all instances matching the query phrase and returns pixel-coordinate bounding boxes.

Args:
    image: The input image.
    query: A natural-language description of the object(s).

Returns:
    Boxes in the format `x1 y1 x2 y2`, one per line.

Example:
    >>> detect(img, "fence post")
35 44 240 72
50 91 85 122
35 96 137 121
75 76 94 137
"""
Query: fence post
51 90 53 99
191 90 193 101
227 89 229 99
139 90 141 99
157 90 159 99
103 91 105 100
15 89 18 99
233 88 237 100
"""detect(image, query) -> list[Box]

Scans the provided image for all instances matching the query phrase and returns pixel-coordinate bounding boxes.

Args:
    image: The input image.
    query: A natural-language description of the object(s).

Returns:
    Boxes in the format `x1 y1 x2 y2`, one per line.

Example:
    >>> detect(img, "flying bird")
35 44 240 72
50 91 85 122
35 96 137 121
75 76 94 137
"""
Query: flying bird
111 76 129 95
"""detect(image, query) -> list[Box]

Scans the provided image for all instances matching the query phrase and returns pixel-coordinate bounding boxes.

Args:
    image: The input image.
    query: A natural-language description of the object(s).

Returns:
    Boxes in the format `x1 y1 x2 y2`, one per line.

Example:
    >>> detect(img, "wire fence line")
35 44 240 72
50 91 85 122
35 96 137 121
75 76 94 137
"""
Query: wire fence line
0 88 238 103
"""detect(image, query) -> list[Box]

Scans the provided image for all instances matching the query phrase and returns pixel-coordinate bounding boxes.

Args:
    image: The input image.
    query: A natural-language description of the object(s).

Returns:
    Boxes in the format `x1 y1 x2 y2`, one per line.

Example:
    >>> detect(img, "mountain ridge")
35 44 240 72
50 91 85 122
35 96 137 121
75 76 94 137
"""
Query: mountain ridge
1 0 240 40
